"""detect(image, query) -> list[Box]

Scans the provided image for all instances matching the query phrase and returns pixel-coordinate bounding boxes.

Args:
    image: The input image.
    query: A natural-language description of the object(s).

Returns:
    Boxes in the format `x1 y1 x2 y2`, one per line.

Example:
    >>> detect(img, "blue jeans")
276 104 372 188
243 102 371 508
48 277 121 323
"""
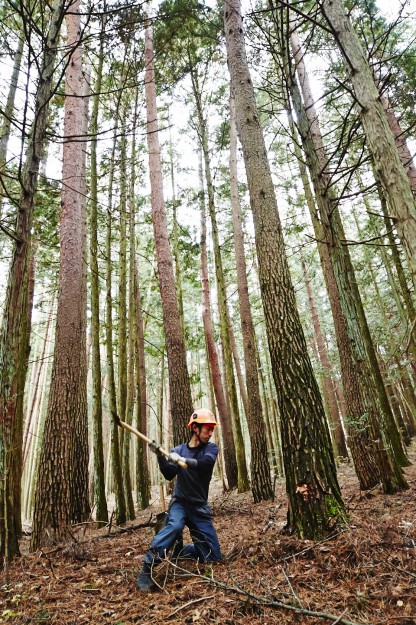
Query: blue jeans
143 500 221 565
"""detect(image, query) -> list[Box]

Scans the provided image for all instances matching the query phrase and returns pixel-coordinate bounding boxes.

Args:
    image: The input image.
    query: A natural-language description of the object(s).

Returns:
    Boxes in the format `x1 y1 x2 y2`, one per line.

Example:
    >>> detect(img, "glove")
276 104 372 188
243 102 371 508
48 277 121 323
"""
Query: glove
149 440 162 456
169 452 186 465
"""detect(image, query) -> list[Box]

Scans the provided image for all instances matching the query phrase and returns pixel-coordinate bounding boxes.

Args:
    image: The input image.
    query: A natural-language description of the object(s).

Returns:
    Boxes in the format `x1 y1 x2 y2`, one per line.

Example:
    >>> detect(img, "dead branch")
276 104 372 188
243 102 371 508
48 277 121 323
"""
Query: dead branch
103 516 155 537
279 529 346 561
167 560 364 625
387 559 416 580
217 504 252 515
167 594 216 617
33 516 154 558
279 564 303 608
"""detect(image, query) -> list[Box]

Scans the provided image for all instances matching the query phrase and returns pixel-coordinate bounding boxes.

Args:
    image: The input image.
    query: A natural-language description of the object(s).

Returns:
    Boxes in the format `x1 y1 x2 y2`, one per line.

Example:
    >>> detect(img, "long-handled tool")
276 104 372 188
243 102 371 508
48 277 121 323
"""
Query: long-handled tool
154 484 169 534
112 412 188 469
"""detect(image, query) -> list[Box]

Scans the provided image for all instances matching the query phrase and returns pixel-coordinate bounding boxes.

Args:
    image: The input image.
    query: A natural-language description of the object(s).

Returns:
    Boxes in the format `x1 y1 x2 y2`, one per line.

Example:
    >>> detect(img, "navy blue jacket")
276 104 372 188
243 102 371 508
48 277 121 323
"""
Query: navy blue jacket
158 442 218 506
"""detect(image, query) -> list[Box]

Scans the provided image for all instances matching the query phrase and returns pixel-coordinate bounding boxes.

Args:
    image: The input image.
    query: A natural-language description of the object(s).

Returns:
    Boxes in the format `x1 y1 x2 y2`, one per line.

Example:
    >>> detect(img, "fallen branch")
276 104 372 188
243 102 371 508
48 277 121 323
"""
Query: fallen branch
387 559 416 580
280 529 346 561
103 516 154 537
167 561 364 625
279 564 303 608
168 594 216 617
34 517 154 557
217 505 252 515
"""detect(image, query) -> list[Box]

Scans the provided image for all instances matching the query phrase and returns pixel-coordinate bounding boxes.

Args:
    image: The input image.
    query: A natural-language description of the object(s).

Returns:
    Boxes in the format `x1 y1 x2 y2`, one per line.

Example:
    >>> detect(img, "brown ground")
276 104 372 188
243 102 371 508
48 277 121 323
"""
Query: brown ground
1 449 415 625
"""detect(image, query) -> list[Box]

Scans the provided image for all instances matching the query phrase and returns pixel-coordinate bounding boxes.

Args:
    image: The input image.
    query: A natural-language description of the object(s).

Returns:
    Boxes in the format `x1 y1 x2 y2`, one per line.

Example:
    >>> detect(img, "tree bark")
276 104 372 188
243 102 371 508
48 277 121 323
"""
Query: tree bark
0 0 65 564
285 22 408 492
106 92 126 526
224 0 346 538
71 55 90 525
134 255 151 508
31 0 89 549
229 93 273 501
321 0 416 292
199 152 238 488
89 17 108 526
301 259 348 459
144 19 193 446
379 94 416 197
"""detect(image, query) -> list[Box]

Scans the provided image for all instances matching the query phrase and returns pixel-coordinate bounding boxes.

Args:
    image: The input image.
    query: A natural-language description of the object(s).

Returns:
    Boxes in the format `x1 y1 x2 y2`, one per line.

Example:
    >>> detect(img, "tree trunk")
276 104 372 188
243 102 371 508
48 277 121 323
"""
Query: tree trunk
228 322 249 418
224 0 346 538
134 255 151 508
128 88 150 510
144 19 193 446
191 67 249 492
321 0 416 292
168 121 186 341
106 98 126 526
229 93 273 502
31 0 89 549
89 17 108 526
71 56 90 525
0 2 65 566
124 230 136 520
286 22 408 492
118 113 128 435
117 108 135 519
379 94 416 197
301 260 348 459
0 32 24 218
199 153 238 488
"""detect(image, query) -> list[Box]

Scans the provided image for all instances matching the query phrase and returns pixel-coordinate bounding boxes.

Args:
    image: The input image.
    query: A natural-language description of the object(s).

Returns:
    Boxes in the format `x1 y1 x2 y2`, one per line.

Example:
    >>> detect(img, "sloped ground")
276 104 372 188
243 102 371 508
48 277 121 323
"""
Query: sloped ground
1 449 415 625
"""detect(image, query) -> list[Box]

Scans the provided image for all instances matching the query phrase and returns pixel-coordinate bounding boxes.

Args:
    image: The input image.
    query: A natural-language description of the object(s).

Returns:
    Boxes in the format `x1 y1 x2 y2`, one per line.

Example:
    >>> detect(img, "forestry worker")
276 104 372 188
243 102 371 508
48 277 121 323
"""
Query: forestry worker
136 408 222 592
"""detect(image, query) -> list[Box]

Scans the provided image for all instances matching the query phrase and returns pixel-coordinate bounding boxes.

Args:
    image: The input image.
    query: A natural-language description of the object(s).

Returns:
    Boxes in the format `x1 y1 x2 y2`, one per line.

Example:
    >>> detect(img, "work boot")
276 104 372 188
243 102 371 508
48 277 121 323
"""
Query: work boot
136 563 155 592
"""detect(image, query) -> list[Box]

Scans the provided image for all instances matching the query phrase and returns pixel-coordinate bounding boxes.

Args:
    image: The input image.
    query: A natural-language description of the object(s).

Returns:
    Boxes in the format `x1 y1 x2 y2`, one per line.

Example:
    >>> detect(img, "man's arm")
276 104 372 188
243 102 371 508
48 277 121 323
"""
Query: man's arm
184 455 215 470
178 444 219 471
157 455 179 480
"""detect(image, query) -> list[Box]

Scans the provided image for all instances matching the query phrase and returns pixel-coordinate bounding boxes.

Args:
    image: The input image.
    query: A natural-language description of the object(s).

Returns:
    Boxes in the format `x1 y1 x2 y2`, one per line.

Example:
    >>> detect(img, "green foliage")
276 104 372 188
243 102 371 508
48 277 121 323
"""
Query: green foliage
154 0 222 87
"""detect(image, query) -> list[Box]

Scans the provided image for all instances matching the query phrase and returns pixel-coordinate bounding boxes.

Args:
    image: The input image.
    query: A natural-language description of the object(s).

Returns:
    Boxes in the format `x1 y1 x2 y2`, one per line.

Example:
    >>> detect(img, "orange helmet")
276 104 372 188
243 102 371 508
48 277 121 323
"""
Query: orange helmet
187 408 219 429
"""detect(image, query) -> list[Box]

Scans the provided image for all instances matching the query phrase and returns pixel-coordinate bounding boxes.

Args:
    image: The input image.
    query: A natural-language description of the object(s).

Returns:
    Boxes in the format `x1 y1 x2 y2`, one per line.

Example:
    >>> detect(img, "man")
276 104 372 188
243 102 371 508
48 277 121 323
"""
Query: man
136 408 222 591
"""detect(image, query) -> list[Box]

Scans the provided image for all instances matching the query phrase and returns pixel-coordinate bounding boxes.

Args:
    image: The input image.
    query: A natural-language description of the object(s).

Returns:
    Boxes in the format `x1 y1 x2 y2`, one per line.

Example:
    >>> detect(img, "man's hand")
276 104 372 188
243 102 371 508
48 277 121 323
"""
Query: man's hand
149 440 163 456
169 452 186 465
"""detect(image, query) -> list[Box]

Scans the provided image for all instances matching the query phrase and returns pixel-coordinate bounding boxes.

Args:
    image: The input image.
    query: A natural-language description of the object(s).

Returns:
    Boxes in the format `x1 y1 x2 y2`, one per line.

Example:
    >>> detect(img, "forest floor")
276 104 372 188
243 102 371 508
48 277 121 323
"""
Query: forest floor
1 446 415 625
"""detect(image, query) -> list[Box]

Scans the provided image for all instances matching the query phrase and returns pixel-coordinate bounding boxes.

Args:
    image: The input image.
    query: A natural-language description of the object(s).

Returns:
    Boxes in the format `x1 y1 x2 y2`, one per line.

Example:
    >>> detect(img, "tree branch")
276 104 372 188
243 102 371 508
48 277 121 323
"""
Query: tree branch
167 560 364 625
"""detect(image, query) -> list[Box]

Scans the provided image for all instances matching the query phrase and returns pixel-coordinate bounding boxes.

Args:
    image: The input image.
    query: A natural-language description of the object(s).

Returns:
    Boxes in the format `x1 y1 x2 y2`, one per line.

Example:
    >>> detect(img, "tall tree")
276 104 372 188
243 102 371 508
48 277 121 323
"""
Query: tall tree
199 152 238 488
106 114 126 526
133 257 151 507
144 17 193 445
301 258 348 460
285 23 408 492
0 30 24 219
32 0 89 549
89 14 108 526
321 0 416 292
229 92 273 501
191 75 249 492
0 0 66 564
224 0 346 537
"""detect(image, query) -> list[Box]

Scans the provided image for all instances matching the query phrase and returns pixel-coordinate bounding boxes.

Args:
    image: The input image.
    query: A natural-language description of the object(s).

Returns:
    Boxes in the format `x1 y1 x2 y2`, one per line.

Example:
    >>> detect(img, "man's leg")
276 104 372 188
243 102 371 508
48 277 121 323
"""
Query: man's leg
137 502 187 591
187 505 222 563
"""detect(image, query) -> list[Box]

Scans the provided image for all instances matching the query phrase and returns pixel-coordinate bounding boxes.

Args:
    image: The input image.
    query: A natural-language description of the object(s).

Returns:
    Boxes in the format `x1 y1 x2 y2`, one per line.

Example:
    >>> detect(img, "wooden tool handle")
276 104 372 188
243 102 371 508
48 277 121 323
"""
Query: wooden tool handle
118 420 188 469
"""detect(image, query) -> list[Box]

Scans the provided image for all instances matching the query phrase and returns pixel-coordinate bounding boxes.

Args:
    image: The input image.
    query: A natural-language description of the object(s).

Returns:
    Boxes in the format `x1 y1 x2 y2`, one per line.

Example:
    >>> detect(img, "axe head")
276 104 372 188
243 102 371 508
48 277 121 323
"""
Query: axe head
154 511 169 535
